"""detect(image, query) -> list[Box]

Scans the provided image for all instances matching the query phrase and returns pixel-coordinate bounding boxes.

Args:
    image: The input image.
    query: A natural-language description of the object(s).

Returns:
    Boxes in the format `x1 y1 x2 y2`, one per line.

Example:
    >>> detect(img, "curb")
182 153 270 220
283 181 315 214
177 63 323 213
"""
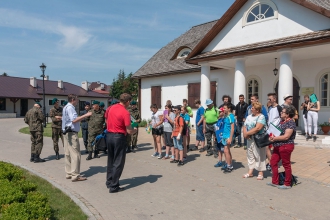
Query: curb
2 160 101 220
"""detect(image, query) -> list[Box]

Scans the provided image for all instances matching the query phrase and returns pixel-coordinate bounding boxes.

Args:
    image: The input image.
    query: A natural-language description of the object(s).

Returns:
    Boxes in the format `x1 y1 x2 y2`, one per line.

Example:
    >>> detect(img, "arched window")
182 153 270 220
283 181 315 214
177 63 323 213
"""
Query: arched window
320 72 329 106
247 79 259 104
177 48 191 58
243 0 278 26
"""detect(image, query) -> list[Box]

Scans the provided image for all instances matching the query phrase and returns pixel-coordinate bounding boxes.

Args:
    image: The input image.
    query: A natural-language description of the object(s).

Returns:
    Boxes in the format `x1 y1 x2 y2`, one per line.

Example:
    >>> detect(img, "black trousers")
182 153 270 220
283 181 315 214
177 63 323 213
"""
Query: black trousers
106 132 126 190
82 129 88 148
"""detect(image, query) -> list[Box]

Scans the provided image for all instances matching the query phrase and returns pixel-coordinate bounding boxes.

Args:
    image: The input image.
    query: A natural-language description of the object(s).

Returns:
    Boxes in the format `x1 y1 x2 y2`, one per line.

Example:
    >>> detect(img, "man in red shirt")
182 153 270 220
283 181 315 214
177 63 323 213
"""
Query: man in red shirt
105 93 137 193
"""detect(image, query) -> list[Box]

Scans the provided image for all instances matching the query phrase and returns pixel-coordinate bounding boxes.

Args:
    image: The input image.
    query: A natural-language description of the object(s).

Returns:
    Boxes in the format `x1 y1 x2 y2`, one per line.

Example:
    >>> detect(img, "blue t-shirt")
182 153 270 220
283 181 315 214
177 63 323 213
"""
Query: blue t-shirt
223 113 235 139
196 106 205 125
180 113 190 126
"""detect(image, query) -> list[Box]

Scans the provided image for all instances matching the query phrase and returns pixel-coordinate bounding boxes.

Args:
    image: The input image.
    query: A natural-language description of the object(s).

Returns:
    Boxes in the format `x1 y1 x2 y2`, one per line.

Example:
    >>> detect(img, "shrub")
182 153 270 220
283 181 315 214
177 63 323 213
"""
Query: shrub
138 119 148 127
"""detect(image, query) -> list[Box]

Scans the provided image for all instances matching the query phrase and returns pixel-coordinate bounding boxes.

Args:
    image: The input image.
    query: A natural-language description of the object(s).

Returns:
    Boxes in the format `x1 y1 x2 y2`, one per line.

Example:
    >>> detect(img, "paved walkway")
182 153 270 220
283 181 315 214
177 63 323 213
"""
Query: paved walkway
1 118 330 220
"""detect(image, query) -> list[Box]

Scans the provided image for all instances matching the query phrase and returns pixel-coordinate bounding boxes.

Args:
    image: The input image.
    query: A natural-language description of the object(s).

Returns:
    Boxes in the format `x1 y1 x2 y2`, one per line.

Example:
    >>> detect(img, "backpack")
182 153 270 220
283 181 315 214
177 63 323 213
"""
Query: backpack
176 116 187 135
279 172 298 187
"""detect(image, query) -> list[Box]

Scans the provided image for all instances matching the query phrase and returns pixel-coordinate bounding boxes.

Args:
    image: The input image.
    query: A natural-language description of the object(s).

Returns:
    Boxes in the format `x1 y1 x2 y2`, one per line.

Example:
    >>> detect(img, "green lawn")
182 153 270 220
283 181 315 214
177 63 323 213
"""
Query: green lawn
21 166 88 220
19 123 82 138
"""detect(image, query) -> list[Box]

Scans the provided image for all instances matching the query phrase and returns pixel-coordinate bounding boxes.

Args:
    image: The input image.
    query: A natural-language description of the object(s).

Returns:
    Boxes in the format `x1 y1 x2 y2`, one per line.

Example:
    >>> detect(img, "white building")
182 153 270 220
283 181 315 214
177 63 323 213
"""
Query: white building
134 0 330 128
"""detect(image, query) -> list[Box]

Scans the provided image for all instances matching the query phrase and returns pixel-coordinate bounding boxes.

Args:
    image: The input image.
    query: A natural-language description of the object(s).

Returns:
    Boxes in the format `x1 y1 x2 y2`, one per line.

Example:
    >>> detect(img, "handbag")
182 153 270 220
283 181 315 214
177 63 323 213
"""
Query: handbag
252 115 271 148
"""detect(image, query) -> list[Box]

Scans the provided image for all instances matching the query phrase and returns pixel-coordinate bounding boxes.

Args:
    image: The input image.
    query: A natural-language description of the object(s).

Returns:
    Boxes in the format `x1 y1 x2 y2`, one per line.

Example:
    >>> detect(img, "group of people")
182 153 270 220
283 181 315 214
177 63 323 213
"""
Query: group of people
300 95 320 141
148 93 299 189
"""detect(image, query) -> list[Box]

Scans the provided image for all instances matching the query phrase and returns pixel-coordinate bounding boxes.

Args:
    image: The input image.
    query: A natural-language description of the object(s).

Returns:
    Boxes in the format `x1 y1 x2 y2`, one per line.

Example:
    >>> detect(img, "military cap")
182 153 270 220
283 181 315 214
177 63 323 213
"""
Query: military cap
52 98 58 105
84 101 90 106
63 101 68 106
92 100 100 105
99 102 105 107
130 100 137 105
110 100 119 105
35 102 42 108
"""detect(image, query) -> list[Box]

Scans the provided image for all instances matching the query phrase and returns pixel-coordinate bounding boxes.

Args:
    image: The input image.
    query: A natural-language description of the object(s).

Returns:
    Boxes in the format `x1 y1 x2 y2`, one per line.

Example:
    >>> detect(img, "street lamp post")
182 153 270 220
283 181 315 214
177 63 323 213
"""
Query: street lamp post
39 63 47 127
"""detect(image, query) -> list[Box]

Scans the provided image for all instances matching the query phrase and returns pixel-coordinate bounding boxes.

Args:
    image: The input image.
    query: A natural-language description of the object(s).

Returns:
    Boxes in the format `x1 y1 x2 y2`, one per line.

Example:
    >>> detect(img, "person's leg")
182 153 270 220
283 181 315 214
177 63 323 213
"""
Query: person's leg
279 144 294 186
254 143 266 178
87 133 94 160
63 134 72 178
34 132 45 162
152 134 158 156
82 129 88 152
187 130 190 148
52 128 59 154
156 135 162 158
312 112 318 139
237 122 243 147
126 134 132 152
204 125 212 152
69 133 82 181
106 133 114 188
245 141 255 176
109 134 127 191
307 111 312 137
303 116 308 134
132 129 138 148
30 131 36 161
224 144 232 166
270 147 281 185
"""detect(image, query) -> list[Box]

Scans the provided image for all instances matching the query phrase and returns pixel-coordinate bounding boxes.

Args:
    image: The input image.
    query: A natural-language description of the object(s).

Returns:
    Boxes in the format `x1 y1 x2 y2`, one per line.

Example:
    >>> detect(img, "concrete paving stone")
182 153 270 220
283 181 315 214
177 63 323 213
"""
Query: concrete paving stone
1 118 330 219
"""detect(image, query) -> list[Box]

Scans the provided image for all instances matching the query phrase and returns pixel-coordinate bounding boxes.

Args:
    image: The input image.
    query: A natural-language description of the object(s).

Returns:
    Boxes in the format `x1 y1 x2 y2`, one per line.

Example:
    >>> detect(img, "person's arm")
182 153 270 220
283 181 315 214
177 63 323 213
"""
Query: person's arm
294 110 299 120
309 101 320 112
38 109 45 123
124 112 137 135
300 102 305 110
243 125 249 139
227 123 235 145
262 106 268 122
177 117 184 139
71 106 92 123
246 122 264 136
136 112 141 123
203 117 206 134
270 129 293 142
197 115 204 126
187 107 193 118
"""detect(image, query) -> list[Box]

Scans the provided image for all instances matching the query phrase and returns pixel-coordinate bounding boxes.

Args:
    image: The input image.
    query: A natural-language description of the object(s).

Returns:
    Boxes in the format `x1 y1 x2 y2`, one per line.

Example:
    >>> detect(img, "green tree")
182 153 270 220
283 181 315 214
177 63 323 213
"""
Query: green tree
2 72 8 76
110 70 138 100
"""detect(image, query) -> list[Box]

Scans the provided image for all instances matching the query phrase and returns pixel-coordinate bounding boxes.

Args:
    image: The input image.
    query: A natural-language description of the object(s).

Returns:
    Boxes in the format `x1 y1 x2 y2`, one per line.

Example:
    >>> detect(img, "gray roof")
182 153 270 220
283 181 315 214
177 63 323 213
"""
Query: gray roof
133 20 217 78
306 0 330 10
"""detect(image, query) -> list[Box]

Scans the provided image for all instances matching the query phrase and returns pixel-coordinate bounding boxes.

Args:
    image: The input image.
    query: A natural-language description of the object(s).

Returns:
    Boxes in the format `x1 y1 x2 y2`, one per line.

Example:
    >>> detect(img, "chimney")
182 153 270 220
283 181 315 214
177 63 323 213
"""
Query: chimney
100 83 105 90
81 81 88 90
30 77 37 87
44 75 49 80
58 80 63 89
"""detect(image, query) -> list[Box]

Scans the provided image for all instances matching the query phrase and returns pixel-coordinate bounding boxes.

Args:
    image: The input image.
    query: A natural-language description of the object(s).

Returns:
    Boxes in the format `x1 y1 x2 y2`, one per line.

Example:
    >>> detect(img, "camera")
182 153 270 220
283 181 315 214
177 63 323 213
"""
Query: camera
63 126 73 135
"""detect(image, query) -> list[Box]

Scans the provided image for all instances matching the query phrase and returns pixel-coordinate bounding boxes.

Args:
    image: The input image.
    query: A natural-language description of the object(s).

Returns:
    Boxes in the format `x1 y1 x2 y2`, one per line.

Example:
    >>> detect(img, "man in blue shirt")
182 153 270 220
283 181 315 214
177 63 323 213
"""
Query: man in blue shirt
192 99 205 151
62 94 92 182
222 103 235 173
245 94 268 122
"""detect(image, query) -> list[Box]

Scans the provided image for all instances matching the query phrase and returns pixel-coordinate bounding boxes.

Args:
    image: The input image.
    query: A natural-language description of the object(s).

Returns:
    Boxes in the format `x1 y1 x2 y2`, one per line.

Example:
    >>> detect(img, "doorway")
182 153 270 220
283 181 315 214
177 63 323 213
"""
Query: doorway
275 77 300 125
20 99 28 116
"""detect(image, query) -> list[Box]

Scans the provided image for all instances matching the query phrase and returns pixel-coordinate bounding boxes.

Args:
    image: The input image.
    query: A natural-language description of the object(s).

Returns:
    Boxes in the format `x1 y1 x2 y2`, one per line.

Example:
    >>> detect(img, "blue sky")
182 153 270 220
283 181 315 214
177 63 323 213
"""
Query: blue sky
0 0 234 86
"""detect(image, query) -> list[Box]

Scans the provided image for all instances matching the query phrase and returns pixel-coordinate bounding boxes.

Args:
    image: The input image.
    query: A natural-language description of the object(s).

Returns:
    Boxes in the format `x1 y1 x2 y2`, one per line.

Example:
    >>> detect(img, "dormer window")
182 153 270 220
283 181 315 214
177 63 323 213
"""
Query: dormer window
177 48 191 58
243 0 278 27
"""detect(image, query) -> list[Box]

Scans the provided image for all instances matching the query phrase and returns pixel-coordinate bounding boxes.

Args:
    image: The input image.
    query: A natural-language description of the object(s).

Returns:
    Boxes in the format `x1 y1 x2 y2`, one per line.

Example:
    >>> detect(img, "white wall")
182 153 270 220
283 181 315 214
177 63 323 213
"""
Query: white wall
140 69 235 127
204 0 330 52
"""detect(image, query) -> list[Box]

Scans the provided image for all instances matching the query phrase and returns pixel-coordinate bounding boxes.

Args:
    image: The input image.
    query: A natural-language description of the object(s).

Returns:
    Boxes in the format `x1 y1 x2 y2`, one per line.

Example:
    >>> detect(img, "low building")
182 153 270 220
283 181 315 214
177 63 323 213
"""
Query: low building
0 76 108 118
134 0 330 128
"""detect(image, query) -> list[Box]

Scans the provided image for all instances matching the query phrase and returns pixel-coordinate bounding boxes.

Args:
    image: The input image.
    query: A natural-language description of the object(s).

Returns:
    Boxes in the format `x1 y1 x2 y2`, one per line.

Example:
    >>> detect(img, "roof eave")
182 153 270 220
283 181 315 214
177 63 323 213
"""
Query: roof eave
291 0 330 18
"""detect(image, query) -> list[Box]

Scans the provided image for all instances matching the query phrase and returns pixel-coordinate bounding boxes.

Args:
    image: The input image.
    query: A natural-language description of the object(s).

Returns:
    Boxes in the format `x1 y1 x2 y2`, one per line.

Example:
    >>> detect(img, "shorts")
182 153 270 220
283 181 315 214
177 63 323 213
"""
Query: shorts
152 127 163 136
216 142 225 152
173 136 183 150
196 124 205 141
221 137 232 147
164 132 174 147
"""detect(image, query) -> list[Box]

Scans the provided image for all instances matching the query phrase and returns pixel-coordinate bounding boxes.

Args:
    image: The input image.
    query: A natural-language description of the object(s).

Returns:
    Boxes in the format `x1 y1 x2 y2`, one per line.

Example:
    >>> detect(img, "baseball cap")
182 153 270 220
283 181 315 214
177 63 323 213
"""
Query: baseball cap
219 107 224 112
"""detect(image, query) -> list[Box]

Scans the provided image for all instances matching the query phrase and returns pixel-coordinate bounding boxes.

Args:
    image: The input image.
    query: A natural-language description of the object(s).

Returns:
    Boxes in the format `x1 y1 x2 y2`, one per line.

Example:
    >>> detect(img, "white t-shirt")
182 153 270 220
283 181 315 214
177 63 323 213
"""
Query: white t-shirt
151 110 163 128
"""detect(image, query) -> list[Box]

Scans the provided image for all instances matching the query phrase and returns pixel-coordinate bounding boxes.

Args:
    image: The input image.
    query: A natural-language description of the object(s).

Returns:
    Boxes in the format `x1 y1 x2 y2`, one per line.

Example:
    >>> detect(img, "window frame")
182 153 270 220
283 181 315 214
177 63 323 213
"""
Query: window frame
246 78 260 105
187 81 217 108
320 72 330 107
151 86 162 109
242 0 278 27
177 48 192 59
0 98 6 110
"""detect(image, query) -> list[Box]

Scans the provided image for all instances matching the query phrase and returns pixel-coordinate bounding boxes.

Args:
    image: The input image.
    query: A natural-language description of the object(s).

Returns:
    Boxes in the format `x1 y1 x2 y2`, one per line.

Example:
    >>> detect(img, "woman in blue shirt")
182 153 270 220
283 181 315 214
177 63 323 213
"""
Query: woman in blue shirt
180 106 190 160
193 99 205 151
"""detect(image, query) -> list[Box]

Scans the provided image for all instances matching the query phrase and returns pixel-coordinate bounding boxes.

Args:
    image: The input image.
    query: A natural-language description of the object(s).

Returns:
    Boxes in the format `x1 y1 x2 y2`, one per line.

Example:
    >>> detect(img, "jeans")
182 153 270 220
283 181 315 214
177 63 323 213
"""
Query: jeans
307 111 318 135
173 136 183 150
237 121 247 146
270 144 294 186
106 133 127 190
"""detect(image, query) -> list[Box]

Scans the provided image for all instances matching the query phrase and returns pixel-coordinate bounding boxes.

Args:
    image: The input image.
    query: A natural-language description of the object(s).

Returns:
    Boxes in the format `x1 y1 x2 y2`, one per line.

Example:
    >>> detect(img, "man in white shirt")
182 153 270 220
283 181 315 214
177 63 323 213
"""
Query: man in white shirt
62 94 92 182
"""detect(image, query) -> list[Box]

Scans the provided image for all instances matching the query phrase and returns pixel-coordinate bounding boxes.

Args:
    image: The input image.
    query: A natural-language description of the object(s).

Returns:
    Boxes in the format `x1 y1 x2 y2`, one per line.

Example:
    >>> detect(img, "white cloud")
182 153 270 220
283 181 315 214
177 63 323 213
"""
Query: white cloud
0 8 91 50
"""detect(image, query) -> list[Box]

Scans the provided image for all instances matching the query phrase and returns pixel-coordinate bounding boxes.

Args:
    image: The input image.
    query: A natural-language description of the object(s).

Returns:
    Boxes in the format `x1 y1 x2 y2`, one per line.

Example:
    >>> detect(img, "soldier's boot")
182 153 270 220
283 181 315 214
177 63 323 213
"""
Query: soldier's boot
30 154 35 162
55 151 60 160
86 152 93 160
34 155 45 163
93 150 100 158
104 149 107 154
126 146 132 153
84 145 88 154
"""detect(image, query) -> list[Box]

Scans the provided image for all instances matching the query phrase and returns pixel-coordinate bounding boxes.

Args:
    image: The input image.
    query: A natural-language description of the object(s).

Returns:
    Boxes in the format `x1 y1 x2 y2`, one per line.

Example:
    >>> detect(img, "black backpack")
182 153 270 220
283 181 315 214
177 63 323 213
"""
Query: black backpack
279 172 298 187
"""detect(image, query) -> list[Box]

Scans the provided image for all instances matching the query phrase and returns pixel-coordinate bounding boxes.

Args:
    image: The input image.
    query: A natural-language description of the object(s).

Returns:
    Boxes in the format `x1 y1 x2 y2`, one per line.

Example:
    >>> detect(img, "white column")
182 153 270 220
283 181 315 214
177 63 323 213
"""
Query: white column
234 58 246 104
200 63 211 106
279 50 293 104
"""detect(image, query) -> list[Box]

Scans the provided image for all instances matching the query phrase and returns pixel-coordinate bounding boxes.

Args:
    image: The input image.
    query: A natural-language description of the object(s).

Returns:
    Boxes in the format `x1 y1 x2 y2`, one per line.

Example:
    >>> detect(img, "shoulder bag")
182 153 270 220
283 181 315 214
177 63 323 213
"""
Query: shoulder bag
253 115 271 148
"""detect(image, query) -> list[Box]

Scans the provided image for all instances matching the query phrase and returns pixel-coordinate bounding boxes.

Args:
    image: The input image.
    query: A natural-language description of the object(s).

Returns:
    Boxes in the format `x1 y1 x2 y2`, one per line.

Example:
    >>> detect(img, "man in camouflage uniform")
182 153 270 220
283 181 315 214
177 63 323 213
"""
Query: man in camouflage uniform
49 98 63 160
86 100 105 160
126 100 141 153
24 102 45 163
80 102 90 154
100 102 105 111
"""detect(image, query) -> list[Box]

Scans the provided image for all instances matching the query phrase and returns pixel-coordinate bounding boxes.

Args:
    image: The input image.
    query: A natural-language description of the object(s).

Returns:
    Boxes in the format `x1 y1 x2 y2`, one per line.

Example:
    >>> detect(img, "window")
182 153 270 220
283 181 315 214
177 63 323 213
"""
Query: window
79 101 86 112
0 98 6 110
48 99 65 106
151 86 162 109
177 48 192 58
188 81 217 108
243 0 278 26
320 72 329 106
247 79 259 104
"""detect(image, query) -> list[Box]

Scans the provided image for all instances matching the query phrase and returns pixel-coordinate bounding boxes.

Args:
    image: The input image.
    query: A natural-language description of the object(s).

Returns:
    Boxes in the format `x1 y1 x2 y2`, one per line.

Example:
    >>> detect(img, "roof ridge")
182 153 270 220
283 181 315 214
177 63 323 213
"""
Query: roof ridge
191 19 219 28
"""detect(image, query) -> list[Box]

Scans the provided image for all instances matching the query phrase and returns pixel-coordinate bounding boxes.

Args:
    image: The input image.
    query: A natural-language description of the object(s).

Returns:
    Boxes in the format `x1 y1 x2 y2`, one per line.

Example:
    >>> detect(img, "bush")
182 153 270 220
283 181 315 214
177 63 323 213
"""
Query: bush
0 162 52 220
138 119 148 127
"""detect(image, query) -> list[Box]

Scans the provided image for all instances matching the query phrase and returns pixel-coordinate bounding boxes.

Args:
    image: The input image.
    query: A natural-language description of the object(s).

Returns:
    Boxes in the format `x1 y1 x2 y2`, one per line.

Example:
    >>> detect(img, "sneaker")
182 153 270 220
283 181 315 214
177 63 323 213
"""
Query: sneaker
177 160 184 166
277 185 291 190
205 151 213 156
221 163 228 170
214 161 223 167
151 152 159 157
266 163 271 171
305 135 309 141
313 136 317 142
223 167 233 173
170 159 178 163
234 145 239 148
157 154 163 159
191 146 198 151
199 148 205 153
243 146 247 150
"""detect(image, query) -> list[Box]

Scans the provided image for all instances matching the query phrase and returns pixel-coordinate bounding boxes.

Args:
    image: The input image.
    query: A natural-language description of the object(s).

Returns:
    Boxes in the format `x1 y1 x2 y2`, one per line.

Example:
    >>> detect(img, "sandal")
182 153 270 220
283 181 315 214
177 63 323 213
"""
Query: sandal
242 173 253 178
162 156 170 160
257 175 264 180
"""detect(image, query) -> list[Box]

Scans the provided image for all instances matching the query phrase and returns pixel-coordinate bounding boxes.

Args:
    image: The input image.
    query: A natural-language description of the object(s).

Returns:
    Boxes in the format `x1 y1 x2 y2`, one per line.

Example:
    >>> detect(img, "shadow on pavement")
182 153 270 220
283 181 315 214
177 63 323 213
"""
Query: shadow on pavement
138 143 152 148
80 166 107 178
185 153 201 163
135 146 153 152
232 159 245 170
120 174 163 190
